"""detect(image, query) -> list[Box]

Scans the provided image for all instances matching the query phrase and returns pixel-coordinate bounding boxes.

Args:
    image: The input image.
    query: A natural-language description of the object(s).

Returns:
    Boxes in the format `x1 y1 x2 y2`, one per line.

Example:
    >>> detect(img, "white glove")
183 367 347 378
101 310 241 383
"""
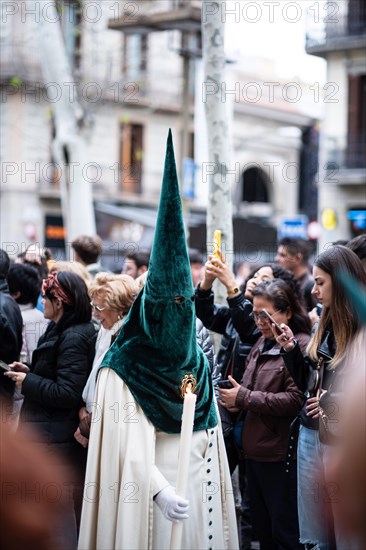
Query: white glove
154 485 189 523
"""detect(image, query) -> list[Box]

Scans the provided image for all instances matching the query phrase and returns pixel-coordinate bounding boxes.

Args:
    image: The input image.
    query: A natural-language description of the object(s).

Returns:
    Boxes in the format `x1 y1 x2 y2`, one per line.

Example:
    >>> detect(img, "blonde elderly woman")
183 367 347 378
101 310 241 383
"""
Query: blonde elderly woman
74 273 136 447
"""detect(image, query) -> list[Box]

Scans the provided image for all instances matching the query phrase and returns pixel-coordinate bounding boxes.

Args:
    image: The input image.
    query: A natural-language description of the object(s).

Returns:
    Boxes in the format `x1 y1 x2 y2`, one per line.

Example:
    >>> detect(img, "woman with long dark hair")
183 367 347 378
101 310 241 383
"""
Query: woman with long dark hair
275 246 366 550
219 278 311 549
5 271 97 549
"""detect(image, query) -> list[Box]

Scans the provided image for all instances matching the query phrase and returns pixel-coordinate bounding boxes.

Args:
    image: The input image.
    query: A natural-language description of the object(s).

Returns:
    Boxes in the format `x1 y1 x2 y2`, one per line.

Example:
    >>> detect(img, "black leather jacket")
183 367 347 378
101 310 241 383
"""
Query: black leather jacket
282 328 337 430
195 286 260 384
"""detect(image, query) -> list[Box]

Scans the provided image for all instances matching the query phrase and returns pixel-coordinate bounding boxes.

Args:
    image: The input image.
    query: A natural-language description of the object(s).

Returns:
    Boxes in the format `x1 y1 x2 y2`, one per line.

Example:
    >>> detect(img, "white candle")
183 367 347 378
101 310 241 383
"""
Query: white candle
170 386 197 550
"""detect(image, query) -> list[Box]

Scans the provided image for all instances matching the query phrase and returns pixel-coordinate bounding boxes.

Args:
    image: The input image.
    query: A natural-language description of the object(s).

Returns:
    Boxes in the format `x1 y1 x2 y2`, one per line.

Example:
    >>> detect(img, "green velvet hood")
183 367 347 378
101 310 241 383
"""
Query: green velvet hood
101 130 218 433
337 270 366 325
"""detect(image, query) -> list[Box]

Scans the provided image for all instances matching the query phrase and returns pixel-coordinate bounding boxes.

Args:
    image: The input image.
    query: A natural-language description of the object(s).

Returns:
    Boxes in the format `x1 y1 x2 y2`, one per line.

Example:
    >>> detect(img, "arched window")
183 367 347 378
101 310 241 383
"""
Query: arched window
241 167 269 203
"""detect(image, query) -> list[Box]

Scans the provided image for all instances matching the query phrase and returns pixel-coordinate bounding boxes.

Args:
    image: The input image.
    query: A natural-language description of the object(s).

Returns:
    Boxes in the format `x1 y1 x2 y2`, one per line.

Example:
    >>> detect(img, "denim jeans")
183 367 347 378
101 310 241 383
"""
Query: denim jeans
297 425 330 549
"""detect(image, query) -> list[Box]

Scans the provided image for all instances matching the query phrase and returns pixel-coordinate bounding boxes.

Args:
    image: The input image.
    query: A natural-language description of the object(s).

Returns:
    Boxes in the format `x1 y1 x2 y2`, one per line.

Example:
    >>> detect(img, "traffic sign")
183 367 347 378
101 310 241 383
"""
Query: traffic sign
278 216 309 240
307 221 322 240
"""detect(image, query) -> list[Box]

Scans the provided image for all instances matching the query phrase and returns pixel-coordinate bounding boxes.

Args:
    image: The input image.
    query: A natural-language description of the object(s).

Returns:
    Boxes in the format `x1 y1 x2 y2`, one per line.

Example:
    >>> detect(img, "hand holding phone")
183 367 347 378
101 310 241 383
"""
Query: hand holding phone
213 230 221 259
0 360 10 372
217 379 233 390
8 362 30 373
261 309 292 341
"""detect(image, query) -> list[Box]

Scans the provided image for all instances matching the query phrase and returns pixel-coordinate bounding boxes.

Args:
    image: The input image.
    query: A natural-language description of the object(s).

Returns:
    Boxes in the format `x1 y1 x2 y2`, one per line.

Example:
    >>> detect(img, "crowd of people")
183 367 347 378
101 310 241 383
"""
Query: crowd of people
1 139 365 550
1 230 365 550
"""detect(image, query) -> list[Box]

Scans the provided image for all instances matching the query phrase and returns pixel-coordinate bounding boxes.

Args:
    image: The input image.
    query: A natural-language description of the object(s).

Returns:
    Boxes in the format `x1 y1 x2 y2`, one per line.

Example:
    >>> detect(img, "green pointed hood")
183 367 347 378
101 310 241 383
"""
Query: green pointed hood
101 130 217 433
145 129 194 301
337 269 366 325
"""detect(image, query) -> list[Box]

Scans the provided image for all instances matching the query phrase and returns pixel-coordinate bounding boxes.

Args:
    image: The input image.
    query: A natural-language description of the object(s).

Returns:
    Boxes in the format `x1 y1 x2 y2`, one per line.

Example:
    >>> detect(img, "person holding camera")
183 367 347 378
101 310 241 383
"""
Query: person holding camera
196 256 302 468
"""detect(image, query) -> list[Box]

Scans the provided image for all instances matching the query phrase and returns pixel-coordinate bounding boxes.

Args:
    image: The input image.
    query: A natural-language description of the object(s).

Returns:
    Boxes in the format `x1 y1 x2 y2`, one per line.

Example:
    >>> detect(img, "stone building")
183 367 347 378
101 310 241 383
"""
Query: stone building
1 0 319 267
306 0 366 249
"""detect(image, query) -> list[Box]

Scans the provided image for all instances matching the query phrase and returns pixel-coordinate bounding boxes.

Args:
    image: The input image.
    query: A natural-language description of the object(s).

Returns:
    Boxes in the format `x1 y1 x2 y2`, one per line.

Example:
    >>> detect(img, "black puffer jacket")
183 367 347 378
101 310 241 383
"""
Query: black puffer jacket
0 278 22 364
20 321 97 460
196 318 216 374
195 286 259 383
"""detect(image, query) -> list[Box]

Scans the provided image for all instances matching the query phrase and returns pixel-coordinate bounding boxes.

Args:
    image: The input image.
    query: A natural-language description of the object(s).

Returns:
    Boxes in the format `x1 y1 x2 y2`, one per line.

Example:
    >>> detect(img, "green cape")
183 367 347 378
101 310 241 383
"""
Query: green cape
101 130 217 433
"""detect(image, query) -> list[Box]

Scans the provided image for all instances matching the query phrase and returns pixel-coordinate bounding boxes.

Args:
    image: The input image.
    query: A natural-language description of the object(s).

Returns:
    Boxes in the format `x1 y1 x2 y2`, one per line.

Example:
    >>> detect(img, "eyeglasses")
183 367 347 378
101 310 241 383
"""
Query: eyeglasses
252 309 281 323
90 301 106 313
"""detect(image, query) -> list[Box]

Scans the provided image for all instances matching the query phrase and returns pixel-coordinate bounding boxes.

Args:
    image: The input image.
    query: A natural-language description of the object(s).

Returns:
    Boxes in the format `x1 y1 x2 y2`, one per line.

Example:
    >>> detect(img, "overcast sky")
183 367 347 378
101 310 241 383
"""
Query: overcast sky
224 0 327 83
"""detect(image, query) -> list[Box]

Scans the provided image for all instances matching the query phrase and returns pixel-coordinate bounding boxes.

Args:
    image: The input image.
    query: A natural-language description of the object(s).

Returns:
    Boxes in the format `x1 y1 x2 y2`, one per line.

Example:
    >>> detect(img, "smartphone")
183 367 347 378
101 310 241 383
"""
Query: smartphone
217 379 233 389
0 360 10 372
261 309 286 336
213 229 221 259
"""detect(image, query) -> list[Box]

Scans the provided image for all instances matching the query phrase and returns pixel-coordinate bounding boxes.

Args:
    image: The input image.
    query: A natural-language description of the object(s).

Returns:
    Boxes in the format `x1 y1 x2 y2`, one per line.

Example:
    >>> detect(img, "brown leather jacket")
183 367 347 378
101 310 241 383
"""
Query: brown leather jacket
235 333 309 462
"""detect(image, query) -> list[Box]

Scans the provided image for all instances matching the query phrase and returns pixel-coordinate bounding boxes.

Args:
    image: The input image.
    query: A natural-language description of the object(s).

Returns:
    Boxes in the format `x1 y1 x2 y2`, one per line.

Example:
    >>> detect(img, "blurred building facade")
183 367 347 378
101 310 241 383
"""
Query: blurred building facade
306 0 366 249
1 0 319 268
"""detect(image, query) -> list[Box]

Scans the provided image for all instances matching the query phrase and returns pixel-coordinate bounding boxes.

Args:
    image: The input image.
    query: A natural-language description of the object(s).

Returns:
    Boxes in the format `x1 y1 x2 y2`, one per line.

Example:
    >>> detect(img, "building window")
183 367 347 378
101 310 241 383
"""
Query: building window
241 167 269 203
119 123 143 193
122 34 148 80
299 124 319 221
60 0 82 71
188 132 195 160
172 0 188 7
348 0 366 34
48 116 62 188
347 74 366 168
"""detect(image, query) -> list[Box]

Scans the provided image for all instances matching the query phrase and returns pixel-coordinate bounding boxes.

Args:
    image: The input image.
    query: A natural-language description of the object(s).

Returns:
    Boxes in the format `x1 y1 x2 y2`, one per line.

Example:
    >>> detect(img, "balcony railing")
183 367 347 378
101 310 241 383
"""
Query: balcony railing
346 134 366 169
109 0 202 33
326 134 366 175
140 0 201 14
306 10 366 53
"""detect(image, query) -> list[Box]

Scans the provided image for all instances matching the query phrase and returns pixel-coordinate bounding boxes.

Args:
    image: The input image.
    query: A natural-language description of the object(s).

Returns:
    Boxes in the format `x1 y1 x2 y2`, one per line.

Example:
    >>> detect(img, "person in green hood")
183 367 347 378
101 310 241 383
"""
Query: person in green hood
78 131 238 550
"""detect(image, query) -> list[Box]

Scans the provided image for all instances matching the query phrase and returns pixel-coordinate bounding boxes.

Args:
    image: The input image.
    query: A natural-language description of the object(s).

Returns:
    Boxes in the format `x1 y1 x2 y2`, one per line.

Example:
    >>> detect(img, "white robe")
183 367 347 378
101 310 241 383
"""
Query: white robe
82 319 125 413
78 369 238 550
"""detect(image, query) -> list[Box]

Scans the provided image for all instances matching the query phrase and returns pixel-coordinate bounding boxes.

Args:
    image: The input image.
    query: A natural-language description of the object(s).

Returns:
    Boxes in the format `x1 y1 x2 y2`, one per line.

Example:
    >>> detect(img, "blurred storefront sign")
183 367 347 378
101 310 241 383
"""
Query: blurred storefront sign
44 215 66 249
95 202 278 270
278 216 309 240
348 209 366 237
322 208 337 230
182 158 196 199
43 203 279 269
